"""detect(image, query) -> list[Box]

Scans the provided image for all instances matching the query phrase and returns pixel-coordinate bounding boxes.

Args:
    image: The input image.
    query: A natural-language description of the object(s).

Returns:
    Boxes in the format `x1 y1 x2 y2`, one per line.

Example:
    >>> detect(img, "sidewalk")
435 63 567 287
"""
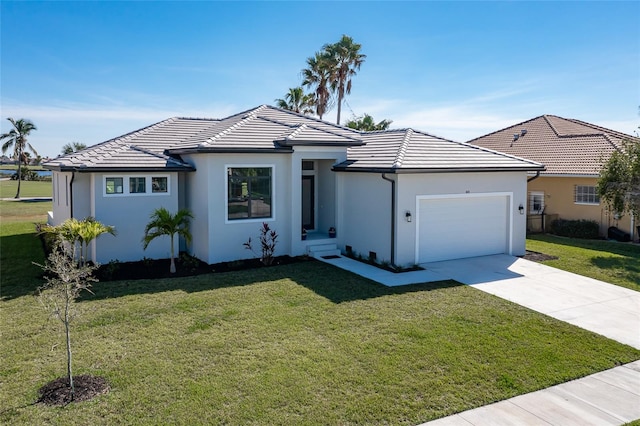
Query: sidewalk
421 361 640 426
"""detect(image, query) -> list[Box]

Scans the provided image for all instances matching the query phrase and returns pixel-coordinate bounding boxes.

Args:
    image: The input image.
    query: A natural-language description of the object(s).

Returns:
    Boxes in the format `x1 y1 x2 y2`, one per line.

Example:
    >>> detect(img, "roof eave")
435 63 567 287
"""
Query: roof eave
275 139 364 147
333 165 546 174
43 165 196 173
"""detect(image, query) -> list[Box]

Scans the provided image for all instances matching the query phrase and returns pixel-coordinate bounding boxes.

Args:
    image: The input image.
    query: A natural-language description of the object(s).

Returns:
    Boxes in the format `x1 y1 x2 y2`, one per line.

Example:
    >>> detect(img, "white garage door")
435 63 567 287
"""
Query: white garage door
418 195 510 263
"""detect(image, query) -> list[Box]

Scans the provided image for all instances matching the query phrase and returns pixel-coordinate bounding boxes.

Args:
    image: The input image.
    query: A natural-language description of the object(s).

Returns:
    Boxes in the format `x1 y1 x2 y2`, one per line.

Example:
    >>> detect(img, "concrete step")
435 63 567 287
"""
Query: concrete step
307 244 341 259
311 249 342 259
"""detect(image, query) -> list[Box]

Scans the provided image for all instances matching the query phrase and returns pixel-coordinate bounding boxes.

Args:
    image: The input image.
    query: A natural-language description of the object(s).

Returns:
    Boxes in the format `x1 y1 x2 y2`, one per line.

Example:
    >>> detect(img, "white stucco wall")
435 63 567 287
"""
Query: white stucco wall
90 172 180 263
338 172 394 263
395 171 529 265
50 171 72 225
182 153 293 264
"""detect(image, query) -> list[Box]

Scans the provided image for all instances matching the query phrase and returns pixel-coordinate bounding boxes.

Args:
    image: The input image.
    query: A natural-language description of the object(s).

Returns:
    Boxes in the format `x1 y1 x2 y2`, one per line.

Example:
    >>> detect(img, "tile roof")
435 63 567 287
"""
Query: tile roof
334 129 544 173
466 115 638 176
44 105 544 173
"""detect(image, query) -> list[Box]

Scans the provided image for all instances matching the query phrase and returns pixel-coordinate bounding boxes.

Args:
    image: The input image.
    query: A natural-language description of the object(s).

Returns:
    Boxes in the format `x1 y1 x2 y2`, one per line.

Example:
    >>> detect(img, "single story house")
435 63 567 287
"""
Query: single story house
467 115 638 239
43 105 543 267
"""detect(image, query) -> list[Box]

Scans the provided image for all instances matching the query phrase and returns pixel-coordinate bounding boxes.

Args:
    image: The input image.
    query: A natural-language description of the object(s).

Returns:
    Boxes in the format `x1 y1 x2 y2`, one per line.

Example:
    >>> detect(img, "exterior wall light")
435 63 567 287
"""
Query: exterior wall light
518 204 525 215
405 211 412 222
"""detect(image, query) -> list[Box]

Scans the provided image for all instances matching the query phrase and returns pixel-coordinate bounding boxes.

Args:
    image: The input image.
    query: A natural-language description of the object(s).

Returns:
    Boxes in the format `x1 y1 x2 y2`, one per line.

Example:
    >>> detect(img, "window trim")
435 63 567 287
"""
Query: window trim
102 174 171 197
528 191 545 214
574 185 600 205
225 164 275 223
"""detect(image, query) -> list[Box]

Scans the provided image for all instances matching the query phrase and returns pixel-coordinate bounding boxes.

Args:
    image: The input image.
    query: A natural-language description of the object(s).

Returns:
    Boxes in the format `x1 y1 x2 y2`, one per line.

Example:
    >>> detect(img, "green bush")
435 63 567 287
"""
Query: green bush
550 219 600 239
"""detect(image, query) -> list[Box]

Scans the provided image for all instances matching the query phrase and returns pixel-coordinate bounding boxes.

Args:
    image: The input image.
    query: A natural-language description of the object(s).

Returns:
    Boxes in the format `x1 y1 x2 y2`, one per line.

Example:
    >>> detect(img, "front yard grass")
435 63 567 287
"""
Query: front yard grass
2 203 639 424
2 255 639 423
527 234 640 291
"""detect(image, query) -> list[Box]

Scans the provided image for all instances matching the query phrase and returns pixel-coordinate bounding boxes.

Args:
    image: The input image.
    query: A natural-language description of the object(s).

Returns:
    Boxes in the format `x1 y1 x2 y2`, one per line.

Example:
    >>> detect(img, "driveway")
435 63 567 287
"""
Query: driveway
422 254 640 350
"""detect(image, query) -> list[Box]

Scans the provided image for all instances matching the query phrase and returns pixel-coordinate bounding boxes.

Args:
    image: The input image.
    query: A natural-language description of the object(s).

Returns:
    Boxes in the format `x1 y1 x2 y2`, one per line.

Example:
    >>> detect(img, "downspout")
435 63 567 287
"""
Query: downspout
69 171 75 219
527 171 540 182
381 173 395 266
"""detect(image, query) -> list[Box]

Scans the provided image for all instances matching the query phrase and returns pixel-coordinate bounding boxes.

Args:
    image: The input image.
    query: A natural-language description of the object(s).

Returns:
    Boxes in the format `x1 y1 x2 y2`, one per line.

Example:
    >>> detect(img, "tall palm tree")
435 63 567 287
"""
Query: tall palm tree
324 35 366 125
274 87 315 115
142 207 193 273
0 118 38 198
302 52 333 120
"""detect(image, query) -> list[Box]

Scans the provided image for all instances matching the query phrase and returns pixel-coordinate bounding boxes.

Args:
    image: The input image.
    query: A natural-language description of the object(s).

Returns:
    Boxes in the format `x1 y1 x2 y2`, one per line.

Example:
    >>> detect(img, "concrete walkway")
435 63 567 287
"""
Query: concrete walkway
314 253 640 425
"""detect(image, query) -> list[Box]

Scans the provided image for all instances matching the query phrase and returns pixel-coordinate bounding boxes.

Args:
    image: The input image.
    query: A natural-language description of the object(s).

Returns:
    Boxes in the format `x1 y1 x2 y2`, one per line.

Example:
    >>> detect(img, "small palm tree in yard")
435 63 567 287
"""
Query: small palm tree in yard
42 217 116 266
142 207 193 273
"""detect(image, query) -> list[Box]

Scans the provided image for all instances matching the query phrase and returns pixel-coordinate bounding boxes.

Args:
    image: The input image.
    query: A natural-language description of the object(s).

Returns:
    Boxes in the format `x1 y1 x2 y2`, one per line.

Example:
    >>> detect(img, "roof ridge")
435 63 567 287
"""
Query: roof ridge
541 115 561 138
130 145 185 165
392 129 413 168
283 123 308 140
265 104 361 134
466 115 547 143
203 112 259 145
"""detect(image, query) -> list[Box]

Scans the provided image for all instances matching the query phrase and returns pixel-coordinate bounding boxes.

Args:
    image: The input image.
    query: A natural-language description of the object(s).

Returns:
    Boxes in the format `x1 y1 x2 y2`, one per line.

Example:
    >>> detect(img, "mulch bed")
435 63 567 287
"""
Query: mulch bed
522 250 558 262
38 375 109 406
95 255 308 281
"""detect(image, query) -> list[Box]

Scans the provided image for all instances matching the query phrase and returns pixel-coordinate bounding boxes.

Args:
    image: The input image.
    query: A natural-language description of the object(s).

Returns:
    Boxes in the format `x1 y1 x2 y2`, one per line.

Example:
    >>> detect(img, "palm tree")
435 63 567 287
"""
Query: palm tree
61 142 87 155
0 118 38 198
142 207 193 273
324 35 366 125
274 87 315 115
346 114 393 131
42 217 116 266
302 52 333 120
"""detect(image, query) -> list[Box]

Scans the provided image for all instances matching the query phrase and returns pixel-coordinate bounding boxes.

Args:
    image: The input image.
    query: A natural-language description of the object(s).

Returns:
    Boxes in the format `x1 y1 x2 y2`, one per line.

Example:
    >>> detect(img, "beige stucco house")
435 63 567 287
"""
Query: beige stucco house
468 115 638 240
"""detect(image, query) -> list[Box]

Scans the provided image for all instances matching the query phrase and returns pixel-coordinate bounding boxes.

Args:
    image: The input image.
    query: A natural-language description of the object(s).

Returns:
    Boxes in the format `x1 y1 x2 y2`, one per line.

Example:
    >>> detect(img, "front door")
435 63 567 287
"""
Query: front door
302 175 315 230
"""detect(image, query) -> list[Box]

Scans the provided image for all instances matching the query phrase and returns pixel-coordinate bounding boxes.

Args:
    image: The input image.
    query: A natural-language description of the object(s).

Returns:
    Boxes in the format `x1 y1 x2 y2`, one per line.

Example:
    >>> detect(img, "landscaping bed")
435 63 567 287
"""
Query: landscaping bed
95 254 311 281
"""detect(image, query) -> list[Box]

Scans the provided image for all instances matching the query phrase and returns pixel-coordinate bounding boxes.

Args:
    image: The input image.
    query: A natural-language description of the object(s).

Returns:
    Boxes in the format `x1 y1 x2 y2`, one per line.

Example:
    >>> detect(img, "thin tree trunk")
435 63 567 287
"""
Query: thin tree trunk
65 291 75 400
336 93 343 125
15 161 22 199
169 235 176 273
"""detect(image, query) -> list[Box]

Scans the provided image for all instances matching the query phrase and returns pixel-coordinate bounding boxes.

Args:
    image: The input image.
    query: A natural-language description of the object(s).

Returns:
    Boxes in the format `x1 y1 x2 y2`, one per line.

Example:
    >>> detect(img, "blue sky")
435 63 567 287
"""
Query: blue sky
1 1 638 158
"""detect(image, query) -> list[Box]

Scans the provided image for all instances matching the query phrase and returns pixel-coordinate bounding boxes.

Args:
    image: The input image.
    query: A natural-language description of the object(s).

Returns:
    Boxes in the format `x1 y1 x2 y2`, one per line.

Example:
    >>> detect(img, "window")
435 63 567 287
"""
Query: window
528 191 544 214
103 175 169 196
130 177 146 193
575 185 599 205
106 177 124 194
227 167 272 220
152 177 168 193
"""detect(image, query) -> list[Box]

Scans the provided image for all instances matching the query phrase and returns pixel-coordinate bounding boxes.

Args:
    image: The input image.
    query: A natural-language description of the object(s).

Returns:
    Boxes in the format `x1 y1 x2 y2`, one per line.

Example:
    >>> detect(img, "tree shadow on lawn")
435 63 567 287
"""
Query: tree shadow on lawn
591 256 640 289
0 232 46 301
84 260 462 304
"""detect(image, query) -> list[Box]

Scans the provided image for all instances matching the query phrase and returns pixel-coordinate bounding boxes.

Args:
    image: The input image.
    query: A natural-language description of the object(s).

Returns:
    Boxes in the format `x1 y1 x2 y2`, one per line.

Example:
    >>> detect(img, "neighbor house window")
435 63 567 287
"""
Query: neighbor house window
227 167 272 220
528 191 544 214
130 177 146 193
152 177 168 193
575 185 599 205
105 177 124 194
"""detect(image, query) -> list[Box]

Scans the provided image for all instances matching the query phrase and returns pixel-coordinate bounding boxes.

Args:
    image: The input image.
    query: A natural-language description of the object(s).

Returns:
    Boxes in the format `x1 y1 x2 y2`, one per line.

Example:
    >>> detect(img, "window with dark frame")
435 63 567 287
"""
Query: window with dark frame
574 185 600 204
130 177 146 193
105 177 124 194
227 167 272 220
152 177 168 193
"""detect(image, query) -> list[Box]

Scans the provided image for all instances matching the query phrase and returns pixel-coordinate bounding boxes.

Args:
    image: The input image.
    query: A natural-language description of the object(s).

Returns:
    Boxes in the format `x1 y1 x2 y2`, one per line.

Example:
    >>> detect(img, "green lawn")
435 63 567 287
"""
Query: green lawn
527 234 640 291
0 180 52 198
2 229 639 424
2 204 639 424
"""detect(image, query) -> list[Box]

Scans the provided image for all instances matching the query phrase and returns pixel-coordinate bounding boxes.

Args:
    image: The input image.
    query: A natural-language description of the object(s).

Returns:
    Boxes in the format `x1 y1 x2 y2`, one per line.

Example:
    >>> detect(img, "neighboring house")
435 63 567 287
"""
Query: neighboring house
468 115 638 239
43 105 543 267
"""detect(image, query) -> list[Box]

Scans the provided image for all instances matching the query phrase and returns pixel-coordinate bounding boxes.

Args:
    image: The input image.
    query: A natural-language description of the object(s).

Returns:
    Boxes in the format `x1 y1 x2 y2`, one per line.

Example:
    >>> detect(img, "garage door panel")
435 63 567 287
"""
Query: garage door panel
418 196 509 263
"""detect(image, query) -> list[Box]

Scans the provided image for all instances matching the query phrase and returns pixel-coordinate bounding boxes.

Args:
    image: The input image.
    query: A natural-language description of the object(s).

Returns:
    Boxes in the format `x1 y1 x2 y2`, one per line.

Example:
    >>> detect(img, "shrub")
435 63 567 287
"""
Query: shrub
550 219 600 239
